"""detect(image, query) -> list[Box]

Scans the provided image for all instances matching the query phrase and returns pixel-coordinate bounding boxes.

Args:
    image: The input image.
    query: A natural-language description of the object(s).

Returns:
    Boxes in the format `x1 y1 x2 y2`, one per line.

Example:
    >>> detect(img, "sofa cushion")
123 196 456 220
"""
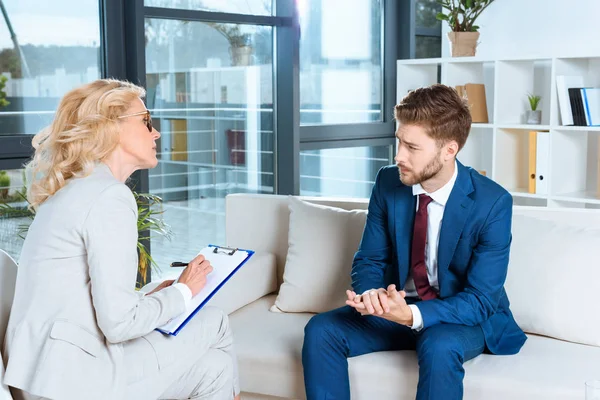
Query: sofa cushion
230 295 600 400
272 197 367 313
505 213 600 347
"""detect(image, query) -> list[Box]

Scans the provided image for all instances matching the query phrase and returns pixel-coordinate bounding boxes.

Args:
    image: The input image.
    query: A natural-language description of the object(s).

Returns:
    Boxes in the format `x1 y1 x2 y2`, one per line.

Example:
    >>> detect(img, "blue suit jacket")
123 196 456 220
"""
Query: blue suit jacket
351 161 527 355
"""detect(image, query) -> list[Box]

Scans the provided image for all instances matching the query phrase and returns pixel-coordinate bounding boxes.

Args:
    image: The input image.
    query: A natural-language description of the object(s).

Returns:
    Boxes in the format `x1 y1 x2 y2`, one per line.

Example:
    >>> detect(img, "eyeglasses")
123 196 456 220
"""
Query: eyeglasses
118 110 153 132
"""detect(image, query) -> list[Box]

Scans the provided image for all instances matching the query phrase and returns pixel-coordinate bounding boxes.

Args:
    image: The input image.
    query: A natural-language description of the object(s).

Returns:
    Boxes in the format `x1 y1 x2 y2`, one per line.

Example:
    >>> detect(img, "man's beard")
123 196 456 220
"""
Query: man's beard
398 151 443 186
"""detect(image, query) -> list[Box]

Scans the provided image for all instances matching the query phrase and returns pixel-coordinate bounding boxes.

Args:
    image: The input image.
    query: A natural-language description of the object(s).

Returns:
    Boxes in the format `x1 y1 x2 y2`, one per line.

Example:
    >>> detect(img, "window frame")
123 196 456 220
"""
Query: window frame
0 0 413 282
298 0 400 149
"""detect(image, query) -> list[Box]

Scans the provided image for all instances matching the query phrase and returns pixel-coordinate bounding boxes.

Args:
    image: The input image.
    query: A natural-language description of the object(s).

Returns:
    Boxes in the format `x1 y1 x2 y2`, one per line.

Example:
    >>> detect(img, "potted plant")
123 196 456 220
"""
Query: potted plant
134 191 173 288
436 0 495 57
209 23 253 66
0 171 10 199
526 93 542 124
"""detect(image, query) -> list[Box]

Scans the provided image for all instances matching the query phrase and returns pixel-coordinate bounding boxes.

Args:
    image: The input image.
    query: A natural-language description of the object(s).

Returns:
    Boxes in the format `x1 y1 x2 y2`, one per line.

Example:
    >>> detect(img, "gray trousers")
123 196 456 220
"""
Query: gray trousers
124 306 240 399
18 306 239 400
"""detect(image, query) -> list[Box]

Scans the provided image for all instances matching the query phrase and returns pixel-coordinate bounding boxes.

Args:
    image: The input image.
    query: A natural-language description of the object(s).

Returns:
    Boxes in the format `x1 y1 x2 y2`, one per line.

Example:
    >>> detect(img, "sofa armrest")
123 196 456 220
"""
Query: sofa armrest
208 252 278 314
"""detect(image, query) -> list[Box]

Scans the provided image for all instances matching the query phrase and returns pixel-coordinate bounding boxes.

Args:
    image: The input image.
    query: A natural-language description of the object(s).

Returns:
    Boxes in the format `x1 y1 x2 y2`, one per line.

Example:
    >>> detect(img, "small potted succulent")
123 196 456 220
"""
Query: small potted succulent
526 93 542 124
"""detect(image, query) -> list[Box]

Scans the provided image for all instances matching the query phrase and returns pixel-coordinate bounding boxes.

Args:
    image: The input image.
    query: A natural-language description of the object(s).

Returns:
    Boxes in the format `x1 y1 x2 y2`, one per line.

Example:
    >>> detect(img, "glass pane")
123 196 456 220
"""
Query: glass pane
0 168 31 260
299 0 383 125
300 145 393 198
145 0 274 15
416 36 441 59
0 0 101 137
145 18 274 280
416 0 441 29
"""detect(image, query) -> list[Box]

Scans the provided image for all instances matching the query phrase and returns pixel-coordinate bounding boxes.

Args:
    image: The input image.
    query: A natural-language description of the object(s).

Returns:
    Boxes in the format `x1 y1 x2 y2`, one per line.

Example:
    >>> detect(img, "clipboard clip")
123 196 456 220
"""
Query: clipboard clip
212 245 238 256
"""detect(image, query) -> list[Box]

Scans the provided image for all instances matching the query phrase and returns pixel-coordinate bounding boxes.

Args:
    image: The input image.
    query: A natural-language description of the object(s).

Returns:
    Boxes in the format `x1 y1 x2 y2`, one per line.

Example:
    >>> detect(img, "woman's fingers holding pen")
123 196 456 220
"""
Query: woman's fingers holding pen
178 254 213 297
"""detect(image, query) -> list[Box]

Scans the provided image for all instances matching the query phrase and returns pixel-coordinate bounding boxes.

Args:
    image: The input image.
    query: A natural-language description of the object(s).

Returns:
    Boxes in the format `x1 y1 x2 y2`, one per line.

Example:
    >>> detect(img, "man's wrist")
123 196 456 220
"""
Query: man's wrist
404 306 414 327
408 304 424 331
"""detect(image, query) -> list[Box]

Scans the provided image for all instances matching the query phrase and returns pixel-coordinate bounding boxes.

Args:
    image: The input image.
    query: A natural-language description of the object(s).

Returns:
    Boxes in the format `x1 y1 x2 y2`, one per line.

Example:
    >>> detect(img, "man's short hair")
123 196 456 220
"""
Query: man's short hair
394 83 472 150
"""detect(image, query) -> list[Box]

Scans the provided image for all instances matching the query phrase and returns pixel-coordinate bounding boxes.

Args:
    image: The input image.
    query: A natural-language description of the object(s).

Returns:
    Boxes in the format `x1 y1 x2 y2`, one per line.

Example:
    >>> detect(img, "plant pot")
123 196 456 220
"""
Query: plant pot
526 110 542 124
229 46 253 66
447 32 480 57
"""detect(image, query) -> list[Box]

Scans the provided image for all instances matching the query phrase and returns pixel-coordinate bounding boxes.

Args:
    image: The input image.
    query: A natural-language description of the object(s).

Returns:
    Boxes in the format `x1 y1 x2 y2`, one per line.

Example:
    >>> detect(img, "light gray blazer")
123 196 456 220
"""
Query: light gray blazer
3 164 185 400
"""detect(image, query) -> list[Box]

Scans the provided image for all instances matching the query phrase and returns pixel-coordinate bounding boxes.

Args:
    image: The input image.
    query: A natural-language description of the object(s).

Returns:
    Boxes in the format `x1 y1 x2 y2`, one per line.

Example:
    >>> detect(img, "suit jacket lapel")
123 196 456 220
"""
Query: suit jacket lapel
437 162 474 292
394 183 416 289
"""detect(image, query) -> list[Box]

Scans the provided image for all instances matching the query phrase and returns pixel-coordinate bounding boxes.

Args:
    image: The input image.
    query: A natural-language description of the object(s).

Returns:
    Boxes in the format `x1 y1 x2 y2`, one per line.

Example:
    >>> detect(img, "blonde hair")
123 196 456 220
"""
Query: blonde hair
26 79 145 210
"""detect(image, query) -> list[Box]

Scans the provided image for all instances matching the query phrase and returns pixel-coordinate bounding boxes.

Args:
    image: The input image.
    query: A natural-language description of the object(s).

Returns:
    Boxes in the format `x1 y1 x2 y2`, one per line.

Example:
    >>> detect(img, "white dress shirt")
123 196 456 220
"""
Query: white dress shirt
406 161 458 330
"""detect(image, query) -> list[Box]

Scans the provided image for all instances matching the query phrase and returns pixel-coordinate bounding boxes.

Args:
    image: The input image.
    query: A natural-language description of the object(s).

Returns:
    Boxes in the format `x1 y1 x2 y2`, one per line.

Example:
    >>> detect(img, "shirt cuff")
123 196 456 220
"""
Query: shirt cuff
409 304 424 331
361 288 378 296
173 283 193 309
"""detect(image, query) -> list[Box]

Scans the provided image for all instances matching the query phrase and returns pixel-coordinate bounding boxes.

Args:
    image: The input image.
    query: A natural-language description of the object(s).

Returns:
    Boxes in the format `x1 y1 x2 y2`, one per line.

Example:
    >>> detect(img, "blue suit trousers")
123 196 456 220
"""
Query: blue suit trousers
302 305 485 400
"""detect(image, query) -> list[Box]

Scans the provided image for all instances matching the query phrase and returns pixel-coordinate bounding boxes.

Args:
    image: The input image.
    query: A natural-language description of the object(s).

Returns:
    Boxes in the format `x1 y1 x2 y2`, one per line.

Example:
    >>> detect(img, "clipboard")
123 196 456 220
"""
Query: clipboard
156 244 254 336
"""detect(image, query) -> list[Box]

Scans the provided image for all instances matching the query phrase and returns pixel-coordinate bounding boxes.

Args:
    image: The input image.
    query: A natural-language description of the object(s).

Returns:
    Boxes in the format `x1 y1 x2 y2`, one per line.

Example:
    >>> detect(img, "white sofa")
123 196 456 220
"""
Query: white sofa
200 194 600 400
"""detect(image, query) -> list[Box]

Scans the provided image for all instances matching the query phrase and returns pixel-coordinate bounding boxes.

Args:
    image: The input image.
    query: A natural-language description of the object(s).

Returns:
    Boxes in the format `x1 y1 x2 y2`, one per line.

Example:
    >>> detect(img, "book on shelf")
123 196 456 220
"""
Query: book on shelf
455 83 489 123
558 76 600 127
556 75 583 126
582 88 600 126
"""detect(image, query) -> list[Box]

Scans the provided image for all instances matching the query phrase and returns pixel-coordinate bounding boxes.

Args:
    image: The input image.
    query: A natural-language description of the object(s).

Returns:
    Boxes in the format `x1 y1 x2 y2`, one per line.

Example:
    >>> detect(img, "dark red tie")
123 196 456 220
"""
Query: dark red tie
411 194 438 300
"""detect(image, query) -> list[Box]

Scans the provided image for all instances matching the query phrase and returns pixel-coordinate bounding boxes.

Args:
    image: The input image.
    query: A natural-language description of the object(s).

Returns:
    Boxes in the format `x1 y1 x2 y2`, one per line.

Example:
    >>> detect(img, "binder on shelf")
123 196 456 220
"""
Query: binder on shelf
534 131 550 195
528 131 537 194
455 83 489 123
156 245 255 336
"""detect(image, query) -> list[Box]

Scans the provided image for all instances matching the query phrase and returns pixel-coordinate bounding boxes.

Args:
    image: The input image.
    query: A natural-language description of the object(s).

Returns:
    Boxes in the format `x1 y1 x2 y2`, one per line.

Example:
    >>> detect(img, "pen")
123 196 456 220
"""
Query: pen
170 261 188 267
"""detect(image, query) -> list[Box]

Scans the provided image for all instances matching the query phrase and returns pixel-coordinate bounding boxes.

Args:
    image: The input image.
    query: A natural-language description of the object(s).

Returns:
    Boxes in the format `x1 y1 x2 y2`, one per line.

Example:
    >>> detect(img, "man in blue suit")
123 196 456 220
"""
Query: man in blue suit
302 84 527 399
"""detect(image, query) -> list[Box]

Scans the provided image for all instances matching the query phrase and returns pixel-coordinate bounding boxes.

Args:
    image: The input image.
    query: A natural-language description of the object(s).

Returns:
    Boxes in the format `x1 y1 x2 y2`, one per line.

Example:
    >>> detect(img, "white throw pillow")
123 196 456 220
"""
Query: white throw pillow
272 196 367 314
505 213 600 347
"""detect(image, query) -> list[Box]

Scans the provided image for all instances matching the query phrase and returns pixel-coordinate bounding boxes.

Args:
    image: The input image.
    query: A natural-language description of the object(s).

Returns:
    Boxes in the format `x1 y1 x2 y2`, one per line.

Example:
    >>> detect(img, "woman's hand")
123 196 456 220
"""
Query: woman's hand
145 279 175 295
176 254 213 297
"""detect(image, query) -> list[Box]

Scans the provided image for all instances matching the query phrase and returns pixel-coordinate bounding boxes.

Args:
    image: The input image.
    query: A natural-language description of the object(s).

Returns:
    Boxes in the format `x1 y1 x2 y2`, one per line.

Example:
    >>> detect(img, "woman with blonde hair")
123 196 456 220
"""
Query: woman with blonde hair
2 79 240 400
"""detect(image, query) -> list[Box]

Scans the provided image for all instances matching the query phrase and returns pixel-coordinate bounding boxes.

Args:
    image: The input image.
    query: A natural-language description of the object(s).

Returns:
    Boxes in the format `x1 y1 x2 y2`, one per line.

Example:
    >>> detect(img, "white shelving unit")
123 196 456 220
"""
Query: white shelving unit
397 56 600 208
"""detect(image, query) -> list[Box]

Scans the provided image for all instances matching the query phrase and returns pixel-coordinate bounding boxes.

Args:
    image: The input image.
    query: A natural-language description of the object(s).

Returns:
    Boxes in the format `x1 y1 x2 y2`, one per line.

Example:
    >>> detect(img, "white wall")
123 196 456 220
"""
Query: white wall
441 0 600 59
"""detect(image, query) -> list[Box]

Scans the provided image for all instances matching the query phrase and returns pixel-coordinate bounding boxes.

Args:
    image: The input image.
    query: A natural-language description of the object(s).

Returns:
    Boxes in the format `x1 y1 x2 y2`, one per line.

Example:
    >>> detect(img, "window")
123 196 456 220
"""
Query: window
300 145 393 198
0 0 101 137
144 17 275 280
299 0 383 125
296 0 395 199
0 168 29 260
415 0 441 59
145 0 274 15
0 0 101 259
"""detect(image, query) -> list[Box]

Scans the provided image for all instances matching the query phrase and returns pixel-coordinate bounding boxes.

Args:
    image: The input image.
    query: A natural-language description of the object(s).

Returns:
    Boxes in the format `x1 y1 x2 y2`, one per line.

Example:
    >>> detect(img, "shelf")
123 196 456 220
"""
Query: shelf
496 124 550 131
508 189 548 199
551 126 600 132
551 192 600 205
397 54 600 209
397 55 557 66
396 58 442 65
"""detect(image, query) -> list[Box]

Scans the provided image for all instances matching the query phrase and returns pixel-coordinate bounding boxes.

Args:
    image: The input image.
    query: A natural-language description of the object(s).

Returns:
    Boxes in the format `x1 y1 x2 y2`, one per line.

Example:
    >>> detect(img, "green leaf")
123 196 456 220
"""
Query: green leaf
436 12 449 21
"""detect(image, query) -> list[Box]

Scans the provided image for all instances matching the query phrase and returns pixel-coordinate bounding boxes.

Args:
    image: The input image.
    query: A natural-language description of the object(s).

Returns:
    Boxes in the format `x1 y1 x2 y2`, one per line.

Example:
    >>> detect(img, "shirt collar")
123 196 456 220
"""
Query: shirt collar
412 160 458 206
